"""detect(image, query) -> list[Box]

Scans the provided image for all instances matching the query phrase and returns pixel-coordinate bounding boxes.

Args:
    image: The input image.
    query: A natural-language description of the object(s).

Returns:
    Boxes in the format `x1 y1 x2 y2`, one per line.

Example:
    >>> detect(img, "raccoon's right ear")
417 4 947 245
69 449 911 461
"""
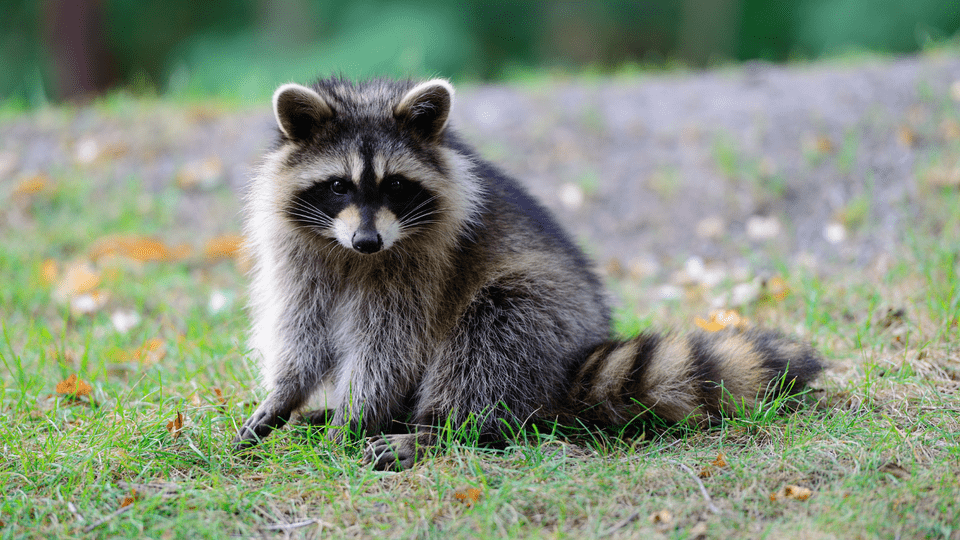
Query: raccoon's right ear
273 83 334 142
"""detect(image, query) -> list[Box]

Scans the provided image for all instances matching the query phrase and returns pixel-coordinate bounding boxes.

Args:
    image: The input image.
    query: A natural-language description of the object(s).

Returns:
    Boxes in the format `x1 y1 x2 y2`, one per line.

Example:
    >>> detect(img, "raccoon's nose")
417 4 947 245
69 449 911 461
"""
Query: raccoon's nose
351 230 383 254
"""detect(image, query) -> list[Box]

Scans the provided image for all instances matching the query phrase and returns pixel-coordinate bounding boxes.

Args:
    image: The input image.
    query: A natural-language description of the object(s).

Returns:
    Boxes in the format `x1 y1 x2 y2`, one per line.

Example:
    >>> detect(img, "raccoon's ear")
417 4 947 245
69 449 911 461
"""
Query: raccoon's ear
395 79 454 141
273 83 334 142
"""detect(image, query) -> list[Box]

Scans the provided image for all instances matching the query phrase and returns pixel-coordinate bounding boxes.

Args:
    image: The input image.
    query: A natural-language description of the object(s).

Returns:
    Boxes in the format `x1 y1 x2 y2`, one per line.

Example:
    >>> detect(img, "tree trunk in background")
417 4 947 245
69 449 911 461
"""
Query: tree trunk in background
679 0 741 67
43 0 117 100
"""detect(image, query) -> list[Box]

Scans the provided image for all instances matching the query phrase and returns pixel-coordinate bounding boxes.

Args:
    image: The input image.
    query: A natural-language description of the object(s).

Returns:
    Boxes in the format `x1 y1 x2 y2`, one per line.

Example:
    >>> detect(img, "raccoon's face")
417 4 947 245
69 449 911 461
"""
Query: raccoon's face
287 168 437 254
270 78 459 255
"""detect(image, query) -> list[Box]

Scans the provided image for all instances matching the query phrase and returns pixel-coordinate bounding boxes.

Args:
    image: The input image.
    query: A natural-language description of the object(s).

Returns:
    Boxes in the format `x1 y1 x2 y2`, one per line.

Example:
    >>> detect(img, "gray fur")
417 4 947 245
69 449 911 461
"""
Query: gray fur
235 77 823 469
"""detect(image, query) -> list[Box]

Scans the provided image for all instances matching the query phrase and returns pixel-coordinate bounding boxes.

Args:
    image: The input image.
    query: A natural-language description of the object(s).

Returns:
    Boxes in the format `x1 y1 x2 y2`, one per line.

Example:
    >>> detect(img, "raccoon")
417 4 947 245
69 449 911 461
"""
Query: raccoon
234 77 823 470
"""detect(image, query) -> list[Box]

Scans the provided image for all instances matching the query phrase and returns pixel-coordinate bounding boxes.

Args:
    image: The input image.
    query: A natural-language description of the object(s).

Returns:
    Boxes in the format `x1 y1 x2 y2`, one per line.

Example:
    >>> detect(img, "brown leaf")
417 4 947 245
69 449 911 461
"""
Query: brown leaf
119 489 140 508
453 487 482 505
13 174 53 196
897 125 917 148
771 484 812 501
765 276 790 301
89 235 191 263
166 412 184 440
56 374 93 397
40 259 58 285
203 234 245 261
133 338 165 366
879 462 911 480
649 509 673 524
699 452 728 477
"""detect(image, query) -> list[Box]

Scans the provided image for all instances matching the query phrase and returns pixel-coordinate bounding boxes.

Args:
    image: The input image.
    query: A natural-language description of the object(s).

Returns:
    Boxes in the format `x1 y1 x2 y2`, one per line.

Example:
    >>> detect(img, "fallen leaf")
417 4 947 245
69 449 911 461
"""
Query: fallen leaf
203 234 245 261
765 276 790 301
710 309 749 329
40 259 58 285
699 452 728 477
649 509 673 524
770 484 812 501
132 338 166 366
55 261 101 298
119 489 140 508
89 235 191 263
897 125 917 148
878 462 911 480
56 374 93 397
695 317 725 332
166 412 184 440
453 487 482 505
13 174 53 196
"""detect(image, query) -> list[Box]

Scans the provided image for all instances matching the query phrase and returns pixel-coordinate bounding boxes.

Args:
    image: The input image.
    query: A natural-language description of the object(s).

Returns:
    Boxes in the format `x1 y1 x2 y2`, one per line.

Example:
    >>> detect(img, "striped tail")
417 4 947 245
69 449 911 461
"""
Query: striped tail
567 327 823 427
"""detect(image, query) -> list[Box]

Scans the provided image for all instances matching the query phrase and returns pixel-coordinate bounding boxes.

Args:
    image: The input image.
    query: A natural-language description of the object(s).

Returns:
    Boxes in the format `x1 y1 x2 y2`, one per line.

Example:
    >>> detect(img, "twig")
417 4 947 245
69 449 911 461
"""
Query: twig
263 518 333 531
673 461 721 515
600 510 641 537
83 504 133 533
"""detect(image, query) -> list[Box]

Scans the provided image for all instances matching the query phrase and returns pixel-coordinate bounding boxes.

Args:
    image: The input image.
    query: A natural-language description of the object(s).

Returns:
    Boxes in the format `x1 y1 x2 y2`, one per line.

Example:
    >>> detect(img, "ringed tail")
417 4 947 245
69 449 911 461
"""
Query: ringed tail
568 327 824 426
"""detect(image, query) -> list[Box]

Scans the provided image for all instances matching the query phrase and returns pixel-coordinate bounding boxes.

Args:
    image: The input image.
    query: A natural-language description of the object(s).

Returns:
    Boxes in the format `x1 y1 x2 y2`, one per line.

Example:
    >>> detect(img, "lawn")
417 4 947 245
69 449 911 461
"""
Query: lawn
1 82 959 538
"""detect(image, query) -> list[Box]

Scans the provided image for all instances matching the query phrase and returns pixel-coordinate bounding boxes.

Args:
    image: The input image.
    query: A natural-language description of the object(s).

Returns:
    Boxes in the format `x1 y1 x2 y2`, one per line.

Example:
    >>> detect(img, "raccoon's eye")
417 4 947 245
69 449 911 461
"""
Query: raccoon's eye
384 175 410 196
329 179 350 195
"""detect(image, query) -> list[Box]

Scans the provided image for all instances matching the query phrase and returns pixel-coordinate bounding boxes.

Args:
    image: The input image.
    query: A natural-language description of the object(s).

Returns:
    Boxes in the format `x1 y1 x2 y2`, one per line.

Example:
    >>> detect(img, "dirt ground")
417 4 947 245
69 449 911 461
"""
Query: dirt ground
3 53 959 289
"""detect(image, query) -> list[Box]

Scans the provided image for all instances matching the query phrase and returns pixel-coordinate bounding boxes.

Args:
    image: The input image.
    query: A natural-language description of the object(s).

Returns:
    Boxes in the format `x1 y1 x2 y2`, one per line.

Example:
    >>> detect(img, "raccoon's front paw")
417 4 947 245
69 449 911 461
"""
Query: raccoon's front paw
233 404 290 451
362 433 435 471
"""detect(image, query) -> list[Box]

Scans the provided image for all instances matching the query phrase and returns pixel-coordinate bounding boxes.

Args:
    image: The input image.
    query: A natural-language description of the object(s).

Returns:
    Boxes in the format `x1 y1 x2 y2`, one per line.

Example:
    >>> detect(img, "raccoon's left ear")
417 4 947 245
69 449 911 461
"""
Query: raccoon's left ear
395 79 454 141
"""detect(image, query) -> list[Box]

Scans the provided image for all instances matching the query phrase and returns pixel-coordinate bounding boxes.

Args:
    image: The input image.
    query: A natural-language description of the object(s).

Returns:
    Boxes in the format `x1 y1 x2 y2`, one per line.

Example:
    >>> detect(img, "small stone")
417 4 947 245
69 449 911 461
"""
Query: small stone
746 215 781 240
695 216 725 240
824 222 847 244
110 310 141 333
74 138 100 165
558 182 584 210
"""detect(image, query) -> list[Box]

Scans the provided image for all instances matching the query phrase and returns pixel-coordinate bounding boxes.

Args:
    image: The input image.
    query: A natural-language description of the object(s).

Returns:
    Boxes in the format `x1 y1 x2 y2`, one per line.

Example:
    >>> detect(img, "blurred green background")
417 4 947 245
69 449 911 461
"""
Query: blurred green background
2 0 958 106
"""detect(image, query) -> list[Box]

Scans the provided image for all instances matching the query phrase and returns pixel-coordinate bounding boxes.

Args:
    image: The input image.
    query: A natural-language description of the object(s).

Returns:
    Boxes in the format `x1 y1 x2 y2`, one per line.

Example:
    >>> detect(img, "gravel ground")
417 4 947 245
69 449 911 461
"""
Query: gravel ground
3 54 959 291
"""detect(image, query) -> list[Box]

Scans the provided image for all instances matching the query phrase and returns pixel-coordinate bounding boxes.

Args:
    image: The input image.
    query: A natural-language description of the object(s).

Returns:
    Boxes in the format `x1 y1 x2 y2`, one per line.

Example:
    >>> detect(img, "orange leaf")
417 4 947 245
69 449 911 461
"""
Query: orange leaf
89 235 191 263
771 484 812 502
695 317 724 332
132 338 166 365
166 412 184 440
13 174 52 196
40 259 58 285
203 234 245 261
56 374 93 397
699 452 728 478
55 262 101 298
453 487 483 505
119 489 140 508
766 276 790 301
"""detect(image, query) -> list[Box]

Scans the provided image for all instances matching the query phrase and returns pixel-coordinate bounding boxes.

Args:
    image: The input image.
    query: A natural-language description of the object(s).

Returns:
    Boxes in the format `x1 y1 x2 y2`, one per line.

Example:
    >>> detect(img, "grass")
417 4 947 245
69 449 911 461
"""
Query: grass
1 101 959 540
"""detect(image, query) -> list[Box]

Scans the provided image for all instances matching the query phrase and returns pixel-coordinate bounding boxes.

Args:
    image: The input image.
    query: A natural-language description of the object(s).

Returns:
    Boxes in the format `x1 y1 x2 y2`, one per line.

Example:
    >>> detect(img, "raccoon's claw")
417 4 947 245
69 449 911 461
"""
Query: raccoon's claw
362 433 434 471
232 404 290 451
